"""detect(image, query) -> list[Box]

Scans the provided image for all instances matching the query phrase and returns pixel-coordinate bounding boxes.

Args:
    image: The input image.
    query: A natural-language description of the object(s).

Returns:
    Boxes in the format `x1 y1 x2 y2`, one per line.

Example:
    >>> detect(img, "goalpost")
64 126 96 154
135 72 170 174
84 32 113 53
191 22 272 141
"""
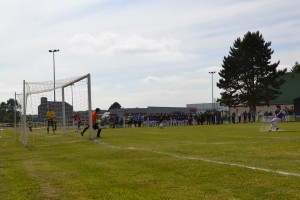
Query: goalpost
16 74 93 146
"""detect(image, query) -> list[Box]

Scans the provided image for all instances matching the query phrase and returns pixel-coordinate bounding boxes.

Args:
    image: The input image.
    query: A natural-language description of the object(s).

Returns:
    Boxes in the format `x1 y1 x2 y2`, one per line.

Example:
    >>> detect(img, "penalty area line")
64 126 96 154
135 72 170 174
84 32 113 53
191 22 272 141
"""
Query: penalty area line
93 140 300 178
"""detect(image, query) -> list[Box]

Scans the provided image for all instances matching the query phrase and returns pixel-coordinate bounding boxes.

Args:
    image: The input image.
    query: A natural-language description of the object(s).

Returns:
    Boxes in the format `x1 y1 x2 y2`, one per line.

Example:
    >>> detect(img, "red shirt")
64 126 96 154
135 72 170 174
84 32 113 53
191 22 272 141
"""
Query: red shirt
73 114 80 121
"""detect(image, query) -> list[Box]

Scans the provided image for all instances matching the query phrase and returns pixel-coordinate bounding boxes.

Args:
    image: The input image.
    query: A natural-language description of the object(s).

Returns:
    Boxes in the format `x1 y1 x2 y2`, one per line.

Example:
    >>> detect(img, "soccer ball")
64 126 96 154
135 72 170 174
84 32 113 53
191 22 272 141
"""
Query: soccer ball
159 123 164 129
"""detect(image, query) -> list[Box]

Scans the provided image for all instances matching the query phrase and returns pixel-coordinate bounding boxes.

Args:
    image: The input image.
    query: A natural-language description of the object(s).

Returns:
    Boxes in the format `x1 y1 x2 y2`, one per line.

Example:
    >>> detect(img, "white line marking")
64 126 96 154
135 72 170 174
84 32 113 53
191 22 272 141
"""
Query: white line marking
93 140 300 178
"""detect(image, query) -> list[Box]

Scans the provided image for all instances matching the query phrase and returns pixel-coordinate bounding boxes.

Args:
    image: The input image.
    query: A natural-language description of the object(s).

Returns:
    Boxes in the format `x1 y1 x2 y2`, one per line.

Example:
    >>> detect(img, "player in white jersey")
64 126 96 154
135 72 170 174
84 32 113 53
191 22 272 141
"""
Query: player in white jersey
268 105 285 132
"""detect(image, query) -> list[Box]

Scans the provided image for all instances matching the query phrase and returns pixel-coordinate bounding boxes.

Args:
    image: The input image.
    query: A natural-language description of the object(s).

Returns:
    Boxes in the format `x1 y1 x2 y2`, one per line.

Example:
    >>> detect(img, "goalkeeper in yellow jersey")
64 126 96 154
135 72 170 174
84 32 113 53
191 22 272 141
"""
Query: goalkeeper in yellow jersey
46 107 56 134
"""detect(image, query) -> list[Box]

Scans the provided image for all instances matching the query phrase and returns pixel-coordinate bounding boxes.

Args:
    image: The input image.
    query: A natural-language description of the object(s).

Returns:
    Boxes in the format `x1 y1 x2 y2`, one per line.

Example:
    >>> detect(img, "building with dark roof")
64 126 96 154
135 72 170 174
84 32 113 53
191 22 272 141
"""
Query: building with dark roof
109 106 194 117
38 97 73 122
186 103 229 112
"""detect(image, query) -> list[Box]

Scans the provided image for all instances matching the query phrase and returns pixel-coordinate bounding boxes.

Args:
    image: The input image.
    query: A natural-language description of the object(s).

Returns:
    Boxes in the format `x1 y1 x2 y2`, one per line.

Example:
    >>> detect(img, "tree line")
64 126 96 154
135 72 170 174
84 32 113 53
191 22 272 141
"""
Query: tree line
0 98 122 123
0 99 21 123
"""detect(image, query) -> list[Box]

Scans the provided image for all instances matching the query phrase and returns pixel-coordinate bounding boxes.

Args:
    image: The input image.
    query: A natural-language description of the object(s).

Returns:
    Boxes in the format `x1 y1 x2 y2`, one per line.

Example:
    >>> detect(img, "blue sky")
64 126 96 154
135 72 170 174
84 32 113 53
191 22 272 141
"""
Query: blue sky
0 0 299 109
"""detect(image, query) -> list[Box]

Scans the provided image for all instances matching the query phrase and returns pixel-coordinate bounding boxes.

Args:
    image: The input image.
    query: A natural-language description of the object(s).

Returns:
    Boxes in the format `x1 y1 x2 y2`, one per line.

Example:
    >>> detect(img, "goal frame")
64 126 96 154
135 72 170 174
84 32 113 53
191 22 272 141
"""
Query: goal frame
20 73 93 145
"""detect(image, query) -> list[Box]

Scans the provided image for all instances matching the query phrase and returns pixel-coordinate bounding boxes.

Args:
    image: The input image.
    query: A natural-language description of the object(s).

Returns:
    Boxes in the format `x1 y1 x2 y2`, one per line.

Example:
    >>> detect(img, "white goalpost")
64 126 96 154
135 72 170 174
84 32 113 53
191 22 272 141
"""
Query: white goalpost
16 74 93 146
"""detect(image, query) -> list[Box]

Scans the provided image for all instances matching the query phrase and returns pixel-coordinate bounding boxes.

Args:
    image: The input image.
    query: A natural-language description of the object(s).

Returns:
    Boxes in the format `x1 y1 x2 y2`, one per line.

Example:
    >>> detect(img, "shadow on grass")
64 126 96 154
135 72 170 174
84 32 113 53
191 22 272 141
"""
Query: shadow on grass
277 130 298 133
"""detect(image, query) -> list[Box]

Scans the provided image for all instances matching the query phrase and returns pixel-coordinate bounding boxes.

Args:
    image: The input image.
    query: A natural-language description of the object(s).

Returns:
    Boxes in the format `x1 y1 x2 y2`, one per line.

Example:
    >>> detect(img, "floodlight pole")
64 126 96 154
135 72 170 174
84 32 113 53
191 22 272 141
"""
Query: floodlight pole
14 92 16 141
209 71 216 110
49 49 59 102
71 84 74 107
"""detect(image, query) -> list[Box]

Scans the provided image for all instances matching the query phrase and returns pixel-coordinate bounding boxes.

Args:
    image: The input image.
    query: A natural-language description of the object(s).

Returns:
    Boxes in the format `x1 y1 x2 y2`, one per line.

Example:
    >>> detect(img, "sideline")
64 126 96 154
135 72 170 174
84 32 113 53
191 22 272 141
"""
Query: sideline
93 140 300 178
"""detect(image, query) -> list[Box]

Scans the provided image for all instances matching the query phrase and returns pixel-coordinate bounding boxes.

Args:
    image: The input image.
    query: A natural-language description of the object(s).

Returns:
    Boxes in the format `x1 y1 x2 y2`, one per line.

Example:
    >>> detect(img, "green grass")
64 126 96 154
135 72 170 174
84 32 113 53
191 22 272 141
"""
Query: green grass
0 123 300 200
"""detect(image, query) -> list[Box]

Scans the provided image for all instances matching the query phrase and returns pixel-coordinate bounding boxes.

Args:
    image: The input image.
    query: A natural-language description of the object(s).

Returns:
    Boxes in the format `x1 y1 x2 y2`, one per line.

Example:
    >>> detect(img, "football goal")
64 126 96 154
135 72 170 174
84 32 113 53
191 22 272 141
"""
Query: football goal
15 74 94 145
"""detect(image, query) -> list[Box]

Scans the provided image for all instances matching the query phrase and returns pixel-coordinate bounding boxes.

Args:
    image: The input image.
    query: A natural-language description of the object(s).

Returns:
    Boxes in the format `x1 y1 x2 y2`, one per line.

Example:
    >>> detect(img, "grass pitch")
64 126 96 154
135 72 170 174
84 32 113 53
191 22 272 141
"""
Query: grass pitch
0 122 299 200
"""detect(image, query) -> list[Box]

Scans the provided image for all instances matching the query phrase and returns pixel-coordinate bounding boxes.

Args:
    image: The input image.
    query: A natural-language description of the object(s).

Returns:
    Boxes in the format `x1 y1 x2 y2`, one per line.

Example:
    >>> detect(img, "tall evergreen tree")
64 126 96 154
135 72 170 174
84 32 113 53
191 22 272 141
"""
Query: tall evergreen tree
291 61 300 73
217 31 287 111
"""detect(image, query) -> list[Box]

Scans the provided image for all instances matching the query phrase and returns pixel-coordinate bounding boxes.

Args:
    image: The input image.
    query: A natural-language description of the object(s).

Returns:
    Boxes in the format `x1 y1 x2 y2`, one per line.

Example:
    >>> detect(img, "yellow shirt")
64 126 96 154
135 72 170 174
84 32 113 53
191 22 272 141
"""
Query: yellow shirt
46 111 56 120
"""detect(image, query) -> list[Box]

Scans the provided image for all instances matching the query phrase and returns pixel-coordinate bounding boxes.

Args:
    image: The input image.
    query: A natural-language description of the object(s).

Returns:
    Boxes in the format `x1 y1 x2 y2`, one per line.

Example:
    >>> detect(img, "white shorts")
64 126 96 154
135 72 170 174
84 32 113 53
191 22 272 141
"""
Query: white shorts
271 117 281 124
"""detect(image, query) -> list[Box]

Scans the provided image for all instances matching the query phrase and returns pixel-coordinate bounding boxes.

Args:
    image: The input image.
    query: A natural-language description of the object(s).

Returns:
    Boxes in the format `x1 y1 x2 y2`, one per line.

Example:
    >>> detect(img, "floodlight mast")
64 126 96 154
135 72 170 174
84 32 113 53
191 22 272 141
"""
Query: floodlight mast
49 49 59 102
209 71 216 110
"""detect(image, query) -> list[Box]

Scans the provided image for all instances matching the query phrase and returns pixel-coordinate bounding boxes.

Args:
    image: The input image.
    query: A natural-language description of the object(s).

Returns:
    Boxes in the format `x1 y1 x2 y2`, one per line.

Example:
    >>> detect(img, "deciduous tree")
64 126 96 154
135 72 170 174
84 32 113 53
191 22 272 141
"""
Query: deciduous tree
0 98 21 123
108 102 122 110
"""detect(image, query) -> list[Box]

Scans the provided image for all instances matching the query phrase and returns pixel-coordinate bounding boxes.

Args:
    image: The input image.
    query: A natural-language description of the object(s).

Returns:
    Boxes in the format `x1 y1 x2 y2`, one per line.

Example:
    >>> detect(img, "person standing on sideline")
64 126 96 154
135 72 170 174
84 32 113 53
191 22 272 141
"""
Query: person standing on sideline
80 108 102 138
237 110 241 124
251 110 256 122
269 105 285 132
206 111 211 125
46 107 56 134
231 111 236 124
257 110 263 122
243 111 247 123
247 110 251 122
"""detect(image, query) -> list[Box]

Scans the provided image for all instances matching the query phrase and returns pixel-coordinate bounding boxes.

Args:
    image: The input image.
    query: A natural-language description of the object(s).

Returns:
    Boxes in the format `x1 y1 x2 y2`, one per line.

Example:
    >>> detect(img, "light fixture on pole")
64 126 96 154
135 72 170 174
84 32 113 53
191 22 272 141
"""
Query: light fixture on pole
208 71 216 110
49 49 59 102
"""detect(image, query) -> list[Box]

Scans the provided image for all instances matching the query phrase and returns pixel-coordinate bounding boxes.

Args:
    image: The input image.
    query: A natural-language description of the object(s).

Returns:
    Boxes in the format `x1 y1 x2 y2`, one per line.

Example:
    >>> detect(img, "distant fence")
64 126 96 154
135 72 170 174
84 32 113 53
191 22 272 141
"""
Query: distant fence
258 115 295 123
295 114 300 122
0 123 14 127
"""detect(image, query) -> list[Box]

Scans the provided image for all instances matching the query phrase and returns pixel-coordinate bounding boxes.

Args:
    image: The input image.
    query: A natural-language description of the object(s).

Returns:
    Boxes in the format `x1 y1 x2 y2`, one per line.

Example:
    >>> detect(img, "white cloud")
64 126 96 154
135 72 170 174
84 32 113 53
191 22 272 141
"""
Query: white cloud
67 32 188 61
142 76 162 83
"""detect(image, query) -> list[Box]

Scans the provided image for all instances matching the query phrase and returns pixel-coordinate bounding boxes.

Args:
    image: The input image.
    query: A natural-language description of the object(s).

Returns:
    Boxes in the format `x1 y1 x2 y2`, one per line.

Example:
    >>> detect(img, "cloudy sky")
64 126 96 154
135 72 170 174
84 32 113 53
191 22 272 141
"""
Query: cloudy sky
0 0 299 109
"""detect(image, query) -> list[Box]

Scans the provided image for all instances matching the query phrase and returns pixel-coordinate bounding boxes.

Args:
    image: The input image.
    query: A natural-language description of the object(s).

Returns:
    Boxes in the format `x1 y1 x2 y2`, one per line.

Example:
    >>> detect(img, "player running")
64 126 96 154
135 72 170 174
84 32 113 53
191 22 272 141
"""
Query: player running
268 105 285 132
80 108 102 138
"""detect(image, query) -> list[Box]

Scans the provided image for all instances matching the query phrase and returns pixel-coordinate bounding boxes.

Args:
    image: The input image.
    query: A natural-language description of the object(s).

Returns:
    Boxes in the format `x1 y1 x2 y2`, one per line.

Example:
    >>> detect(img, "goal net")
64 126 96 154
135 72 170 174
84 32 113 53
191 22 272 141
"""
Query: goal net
16 74 93 145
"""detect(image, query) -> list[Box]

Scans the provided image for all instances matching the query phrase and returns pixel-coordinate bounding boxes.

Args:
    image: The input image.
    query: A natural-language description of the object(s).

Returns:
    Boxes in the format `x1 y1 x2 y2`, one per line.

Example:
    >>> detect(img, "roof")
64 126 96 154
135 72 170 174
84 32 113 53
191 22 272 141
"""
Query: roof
186 103 229 111
109 106 193 115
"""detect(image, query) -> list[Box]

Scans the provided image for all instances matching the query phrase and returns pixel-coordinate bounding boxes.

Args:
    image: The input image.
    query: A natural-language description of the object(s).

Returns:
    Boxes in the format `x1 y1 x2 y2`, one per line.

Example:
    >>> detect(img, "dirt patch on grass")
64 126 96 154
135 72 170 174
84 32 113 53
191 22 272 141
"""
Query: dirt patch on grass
22 159 63 199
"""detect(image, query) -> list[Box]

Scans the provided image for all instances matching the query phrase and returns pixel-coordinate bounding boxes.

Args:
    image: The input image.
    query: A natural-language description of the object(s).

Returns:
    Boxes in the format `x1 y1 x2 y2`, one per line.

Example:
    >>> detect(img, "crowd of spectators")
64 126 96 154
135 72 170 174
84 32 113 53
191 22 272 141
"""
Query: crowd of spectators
105 107 293 128
105 111 229 128
75 106 294 129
